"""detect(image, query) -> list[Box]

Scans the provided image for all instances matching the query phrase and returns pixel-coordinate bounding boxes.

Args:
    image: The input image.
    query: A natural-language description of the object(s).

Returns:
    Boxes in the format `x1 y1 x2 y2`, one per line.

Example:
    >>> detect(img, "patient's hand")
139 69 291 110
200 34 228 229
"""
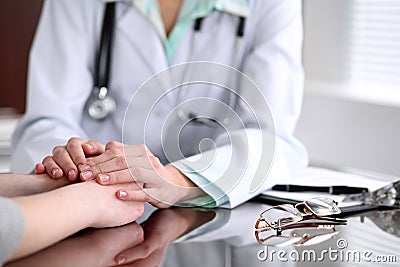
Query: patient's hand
84 181 145 228
79 141 206 208
36 137 105 181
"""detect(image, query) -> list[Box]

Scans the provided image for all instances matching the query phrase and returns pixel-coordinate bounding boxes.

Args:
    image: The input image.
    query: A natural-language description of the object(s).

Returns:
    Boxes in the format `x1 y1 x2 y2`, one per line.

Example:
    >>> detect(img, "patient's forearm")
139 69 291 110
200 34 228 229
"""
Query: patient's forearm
6 181 143 262
0 174 69 197
9 182 96 261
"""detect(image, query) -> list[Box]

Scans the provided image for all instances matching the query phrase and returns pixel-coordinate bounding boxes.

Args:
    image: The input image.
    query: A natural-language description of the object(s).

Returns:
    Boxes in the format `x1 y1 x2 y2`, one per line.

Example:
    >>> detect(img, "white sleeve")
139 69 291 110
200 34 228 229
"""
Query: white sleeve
11 0 97 173
174 0 308 208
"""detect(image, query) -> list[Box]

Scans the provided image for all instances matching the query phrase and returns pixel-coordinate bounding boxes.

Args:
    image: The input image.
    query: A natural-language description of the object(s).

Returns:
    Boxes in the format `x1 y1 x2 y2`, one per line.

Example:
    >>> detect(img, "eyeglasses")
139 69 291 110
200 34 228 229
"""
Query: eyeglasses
255 197 347 245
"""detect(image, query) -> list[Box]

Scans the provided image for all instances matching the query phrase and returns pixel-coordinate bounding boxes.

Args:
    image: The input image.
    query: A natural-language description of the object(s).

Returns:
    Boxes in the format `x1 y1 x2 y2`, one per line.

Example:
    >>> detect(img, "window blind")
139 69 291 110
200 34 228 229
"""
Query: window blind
349 0 400 86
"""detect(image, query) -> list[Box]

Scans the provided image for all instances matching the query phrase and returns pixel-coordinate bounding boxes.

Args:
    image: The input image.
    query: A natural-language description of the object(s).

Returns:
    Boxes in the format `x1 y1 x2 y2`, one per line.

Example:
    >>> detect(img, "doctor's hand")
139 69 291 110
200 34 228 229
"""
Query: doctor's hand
36 137 105 182
80 141 206 208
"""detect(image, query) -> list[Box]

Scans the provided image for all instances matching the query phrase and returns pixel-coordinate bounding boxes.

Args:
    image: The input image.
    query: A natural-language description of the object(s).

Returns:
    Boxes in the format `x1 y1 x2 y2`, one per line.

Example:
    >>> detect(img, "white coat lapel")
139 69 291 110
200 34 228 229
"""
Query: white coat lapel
116 3 169 74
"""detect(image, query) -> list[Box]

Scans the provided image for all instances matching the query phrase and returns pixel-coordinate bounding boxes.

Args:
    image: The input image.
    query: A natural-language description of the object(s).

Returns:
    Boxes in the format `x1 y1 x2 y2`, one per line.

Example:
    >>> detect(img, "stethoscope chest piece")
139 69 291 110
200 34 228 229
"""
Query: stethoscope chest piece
89 2 116 120
88 86 116 120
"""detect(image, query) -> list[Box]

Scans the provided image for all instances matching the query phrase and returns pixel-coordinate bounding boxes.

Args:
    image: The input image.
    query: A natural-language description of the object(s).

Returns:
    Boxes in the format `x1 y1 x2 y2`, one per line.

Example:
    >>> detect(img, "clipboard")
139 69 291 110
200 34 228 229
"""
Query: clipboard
250 166 398 217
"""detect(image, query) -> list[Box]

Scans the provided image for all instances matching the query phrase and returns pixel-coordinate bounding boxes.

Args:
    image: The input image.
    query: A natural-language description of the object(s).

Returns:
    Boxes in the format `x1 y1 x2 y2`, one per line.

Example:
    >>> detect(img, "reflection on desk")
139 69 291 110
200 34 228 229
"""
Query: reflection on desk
5 202 400 267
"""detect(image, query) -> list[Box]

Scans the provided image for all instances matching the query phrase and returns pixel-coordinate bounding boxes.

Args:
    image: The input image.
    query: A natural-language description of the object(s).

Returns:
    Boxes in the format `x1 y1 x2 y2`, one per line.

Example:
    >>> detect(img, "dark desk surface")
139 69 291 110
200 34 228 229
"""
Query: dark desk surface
5 202 400 267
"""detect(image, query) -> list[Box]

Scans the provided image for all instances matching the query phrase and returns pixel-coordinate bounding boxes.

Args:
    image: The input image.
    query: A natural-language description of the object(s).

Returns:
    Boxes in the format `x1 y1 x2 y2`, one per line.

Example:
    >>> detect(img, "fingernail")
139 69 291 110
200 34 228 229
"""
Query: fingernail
68 169 76 179
79 164 91 171
98 174 110 183
115 255 126 264
83 143 94 151
51 168 60 177
81 170 93 180
118 191 128 199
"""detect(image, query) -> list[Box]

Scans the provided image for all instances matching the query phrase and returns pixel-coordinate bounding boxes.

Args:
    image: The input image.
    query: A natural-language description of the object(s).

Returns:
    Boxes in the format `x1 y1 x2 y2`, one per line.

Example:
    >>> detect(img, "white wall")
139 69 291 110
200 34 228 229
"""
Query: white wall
303 0 351 83
295 91 400 176
297 0 400 176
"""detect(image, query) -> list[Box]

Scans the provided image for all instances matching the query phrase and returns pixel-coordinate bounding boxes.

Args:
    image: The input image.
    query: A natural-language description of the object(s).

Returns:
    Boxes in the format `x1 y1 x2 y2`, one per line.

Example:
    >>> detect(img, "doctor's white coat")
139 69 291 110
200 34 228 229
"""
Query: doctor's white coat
12 0 308 208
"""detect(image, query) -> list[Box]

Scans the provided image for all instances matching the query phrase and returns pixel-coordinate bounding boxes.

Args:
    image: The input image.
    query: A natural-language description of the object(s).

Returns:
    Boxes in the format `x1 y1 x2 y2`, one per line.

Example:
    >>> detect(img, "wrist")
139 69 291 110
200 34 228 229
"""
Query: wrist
65 182 100 228
165 165 206 203
36 173 70 190
1 174 70 197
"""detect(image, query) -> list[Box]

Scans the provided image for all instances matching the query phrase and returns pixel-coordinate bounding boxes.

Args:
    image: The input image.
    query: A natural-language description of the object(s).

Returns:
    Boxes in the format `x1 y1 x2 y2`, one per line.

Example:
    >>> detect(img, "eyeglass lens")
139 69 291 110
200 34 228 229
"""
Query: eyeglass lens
260 204 302 229
304 198 341 216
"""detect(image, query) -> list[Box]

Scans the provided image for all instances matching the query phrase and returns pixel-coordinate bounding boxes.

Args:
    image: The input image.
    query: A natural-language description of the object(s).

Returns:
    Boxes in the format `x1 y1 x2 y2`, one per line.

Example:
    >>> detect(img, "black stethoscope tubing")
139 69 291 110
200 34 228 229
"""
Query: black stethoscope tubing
176 16 246 127
88 2 246 123
88 2 116 120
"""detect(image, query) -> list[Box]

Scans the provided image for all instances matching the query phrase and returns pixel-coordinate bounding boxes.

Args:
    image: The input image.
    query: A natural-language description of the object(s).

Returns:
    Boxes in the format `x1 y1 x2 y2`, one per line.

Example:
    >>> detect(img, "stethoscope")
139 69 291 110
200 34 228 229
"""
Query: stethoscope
176 16 246 127
88 2 246 124
88 2 116 120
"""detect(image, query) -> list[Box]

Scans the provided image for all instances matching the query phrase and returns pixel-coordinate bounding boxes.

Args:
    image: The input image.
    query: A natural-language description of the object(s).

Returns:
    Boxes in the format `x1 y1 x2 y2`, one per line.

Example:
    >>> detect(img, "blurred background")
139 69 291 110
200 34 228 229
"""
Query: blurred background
0 0 43 172
1 0 399 175
296 0 400 176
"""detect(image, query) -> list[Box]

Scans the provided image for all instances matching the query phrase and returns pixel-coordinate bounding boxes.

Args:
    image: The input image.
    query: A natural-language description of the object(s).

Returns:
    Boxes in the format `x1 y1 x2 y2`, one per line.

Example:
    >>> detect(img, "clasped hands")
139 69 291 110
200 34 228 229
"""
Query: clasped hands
36 138 205 208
